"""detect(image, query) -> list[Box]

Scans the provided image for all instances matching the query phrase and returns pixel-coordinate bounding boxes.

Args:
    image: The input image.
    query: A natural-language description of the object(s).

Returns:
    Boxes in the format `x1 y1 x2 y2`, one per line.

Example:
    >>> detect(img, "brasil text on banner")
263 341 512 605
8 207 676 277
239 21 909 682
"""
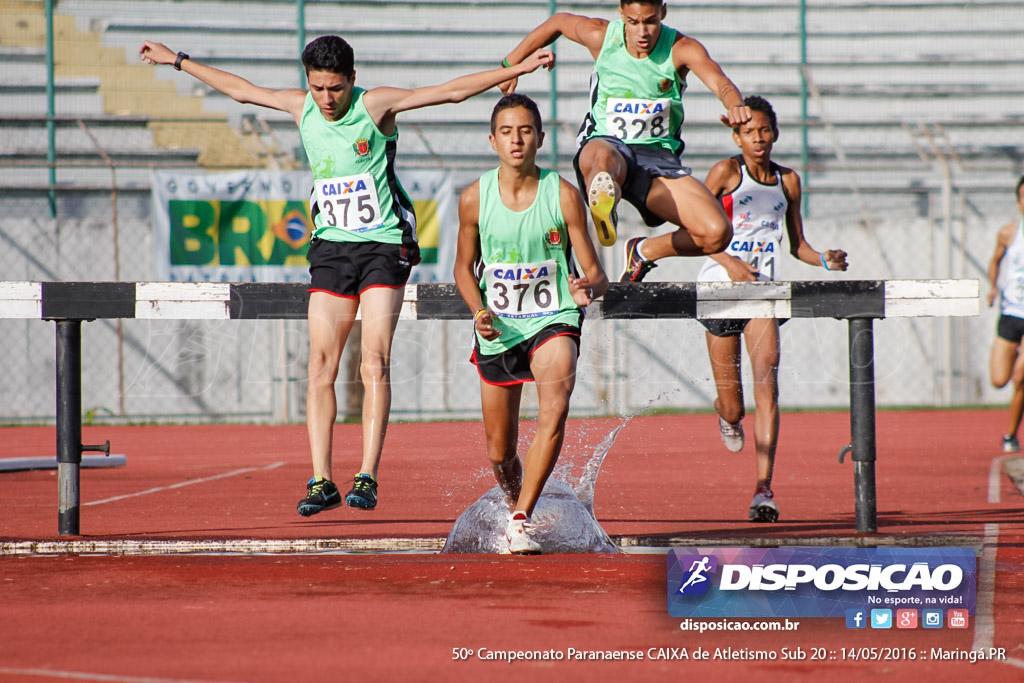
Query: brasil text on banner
152 169 456 283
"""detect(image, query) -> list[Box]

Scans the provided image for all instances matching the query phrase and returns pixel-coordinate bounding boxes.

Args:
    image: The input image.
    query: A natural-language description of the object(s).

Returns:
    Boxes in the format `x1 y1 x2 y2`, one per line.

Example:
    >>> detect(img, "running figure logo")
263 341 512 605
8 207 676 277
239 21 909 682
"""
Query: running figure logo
677 555 718 595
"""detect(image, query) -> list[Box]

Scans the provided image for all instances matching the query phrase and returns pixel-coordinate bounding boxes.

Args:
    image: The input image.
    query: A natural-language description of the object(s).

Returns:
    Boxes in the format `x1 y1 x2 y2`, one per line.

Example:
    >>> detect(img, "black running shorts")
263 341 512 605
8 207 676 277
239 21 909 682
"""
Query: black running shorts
997 314 1024 343
307 237 413 298
573 136 692 228
471 322 582 386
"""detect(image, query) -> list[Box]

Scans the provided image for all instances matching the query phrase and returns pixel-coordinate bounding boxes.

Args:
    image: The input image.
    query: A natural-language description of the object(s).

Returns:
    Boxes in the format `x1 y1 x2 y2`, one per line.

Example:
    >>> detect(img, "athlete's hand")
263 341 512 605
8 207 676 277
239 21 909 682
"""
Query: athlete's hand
139 41 177 67
719 103 752 128
987 289 998 307
518 49 556 76
822 249 849 272
724 256 758 282
569 275 595 307
474 309 501 340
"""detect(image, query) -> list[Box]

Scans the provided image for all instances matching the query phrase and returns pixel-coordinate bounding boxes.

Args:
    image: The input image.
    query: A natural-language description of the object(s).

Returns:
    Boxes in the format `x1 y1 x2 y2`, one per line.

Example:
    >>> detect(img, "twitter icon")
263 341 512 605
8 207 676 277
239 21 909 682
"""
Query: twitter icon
870 609 893 629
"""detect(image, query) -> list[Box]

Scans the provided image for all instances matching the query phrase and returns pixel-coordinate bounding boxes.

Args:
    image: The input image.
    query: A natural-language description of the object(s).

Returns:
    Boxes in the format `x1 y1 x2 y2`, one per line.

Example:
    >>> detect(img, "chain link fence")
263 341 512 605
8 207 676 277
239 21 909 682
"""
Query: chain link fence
1 0 1022 423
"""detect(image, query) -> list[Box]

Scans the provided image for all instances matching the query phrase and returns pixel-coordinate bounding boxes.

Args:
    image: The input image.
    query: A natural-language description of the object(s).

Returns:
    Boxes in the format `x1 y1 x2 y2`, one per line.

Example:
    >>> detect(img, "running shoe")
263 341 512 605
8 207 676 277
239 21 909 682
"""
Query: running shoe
619 237 657 283
588 171 618 246
749 486 779 523
719 416 745 452
505 511 542 555
297 477 341 517
1002 434 1020 453
345 473 378 509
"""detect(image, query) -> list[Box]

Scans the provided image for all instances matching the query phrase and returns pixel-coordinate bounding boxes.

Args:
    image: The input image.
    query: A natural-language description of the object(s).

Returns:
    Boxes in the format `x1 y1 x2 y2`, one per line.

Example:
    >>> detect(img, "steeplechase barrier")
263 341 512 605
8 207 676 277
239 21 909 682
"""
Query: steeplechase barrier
0 279 979 536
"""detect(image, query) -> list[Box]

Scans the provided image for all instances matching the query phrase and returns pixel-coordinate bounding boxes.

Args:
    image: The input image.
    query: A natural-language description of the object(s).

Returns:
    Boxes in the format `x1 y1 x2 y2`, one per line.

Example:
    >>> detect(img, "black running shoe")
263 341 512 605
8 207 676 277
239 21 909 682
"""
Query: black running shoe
297 477 341 517
345 473 378 510
619 237 657 283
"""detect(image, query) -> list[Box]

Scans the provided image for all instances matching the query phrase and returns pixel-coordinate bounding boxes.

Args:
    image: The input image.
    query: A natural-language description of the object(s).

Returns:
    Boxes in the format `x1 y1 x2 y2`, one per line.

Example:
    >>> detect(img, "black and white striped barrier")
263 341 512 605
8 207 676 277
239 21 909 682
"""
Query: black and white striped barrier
0 279 980 536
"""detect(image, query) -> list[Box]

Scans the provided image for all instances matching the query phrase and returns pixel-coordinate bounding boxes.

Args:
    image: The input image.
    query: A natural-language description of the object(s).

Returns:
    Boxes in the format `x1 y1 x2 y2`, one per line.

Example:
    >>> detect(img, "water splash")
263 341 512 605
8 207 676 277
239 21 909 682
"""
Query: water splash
442 389 680 554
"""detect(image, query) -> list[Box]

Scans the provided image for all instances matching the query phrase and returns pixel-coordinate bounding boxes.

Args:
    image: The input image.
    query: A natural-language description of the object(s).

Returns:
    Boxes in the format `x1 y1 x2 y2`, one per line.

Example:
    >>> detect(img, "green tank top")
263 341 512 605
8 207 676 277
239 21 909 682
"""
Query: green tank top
577 19 686 154
476 168 580 355
300 88 418 254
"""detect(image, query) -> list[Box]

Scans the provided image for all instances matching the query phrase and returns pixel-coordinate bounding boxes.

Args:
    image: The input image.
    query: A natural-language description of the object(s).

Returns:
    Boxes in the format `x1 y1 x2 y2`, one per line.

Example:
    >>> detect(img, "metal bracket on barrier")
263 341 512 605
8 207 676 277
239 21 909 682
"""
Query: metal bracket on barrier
82 440 110 457
838 444 853 464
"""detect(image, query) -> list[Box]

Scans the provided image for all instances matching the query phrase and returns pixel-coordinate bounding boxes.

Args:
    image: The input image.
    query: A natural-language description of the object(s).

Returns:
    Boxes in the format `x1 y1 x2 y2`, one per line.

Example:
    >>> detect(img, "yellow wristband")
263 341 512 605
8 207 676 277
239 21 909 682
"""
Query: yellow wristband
474 308 487 320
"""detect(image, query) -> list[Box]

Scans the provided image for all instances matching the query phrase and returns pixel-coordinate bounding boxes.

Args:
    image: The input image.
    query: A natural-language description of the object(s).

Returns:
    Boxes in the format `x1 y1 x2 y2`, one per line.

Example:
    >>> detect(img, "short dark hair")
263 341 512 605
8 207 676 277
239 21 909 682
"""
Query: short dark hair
301 35 354 78
490 94 543 135
738 94 779 140
620 0 663 7
1016 175 1024 199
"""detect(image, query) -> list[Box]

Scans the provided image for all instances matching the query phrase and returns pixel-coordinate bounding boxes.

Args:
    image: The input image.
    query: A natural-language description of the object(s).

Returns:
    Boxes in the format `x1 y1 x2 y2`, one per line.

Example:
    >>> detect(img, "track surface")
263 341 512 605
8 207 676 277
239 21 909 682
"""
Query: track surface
2 411 1023 681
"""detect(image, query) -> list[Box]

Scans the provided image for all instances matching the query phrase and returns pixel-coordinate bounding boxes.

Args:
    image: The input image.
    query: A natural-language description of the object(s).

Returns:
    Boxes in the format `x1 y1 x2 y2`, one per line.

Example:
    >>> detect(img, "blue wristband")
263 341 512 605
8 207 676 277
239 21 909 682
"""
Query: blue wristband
820 252 830 270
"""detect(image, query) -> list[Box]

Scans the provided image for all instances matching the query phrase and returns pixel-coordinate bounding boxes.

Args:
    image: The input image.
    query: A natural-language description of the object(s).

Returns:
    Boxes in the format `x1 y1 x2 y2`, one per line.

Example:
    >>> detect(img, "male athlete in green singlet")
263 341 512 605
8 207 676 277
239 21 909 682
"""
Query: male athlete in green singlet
454 94 608 553
499 0 751 283
140 37 554 516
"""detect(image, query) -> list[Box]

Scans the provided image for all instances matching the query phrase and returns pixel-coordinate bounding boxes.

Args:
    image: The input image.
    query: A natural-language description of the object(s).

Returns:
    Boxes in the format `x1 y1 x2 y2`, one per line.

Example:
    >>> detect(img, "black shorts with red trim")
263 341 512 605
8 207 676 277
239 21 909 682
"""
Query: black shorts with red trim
471 320 582 386
307 236 413 298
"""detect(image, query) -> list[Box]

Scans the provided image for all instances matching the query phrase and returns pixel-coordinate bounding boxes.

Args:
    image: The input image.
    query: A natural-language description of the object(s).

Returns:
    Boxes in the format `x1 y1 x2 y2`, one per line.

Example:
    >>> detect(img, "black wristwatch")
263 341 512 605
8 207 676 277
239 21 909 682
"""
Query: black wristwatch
173 51 189 71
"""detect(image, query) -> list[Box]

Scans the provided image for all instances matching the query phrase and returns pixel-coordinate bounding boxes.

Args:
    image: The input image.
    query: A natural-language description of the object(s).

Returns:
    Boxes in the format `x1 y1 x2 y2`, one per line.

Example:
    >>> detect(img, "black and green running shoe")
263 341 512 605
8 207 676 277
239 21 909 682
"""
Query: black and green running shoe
345 473 378 510
297 477 342 517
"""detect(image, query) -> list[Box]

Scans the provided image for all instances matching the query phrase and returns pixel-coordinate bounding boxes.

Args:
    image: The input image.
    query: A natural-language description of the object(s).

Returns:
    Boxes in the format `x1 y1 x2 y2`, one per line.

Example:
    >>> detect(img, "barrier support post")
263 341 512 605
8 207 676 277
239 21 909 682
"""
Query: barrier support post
848 317 878 534
56 320 82 535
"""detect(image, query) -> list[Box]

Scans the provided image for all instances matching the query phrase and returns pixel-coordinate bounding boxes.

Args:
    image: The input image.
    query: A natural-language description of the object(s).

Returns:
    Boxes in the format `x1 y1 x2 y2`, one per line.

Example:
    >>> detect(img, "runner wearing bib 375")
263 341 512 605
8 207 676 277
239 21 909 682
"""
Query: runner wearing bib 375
454 95 608 554
498 0 749 281
140 35 555 518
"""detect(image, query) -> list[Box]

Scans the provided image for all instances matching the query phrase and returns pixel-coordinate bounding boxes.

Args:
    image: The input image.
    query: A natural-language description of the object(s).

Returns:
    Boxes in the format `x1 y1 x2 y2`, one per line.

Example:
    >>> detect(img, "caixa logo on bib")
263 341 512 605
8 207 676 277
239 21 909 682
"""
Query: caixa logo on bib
667 547 976 618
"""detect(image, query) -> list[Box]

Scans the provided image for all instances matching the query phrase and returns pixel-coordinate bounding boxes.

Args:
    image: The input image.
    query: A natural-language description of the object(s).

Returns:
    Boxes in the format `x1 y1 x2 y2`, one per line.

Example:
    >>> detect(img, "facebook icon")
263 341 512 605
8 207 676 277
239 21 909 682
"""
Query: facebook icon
846 609 867 629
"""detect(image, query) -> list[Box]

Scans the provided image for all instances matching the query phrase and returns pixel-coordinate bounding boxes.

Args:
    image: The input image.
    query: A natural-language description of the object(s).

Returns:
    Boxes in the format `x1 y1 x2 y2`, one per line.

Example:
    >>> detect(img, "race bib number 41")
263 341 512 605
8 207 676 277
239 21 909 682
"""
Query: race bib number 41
483 260 560 319
315 173 384 232
605 98 670 140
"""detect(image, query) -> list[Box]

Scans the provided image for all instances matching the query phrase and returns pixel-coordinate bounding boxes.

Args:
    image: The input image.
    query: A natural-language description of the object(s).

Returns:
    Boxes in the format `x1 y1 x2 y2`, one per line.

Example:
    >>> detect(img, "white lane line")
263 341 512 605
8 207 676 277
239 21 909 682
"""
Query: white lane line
0 667 241 683
82 462 284 506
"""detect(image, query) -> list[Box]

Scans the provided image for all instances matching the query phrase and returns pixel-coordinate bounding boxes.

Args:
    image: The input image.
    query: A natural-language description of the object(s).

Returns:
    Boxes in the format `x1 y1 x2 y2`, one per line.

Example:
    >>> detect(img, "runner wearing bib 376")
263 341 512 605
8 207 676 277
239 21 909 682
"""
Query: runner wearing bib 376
454 95 608 554
499 0 749 282
140 35 555 518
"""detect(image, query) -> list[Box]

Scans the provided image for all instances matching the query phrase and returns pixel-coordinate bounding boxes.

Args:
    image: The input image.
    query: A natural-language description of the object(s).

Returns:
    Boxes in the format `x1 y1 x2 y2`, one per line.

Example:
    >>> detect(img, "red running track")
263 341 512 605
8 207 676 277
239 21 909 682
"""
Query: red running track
1 410 1023 682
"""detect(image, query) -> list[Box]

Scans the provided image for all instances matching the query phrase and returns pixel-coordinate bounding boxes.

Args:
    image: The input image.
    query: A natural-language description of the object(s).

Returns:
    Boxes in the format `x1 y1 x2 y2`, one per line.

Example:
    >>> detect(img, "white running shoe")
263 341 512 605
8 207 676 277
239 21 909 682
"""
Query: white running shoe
505 511 542 555
749 487 779 523
719 416 745 452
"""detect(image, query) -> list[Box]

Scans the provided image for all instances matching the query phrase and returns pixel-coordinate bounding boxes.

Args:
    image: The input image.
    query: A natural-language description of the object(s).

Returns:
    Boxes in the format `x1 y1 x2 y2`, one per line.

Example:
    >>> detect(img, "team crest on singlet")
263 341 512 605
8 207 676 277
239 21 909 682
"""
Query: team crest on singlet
658 78 672 93
353 138 370 158
544 227 561 247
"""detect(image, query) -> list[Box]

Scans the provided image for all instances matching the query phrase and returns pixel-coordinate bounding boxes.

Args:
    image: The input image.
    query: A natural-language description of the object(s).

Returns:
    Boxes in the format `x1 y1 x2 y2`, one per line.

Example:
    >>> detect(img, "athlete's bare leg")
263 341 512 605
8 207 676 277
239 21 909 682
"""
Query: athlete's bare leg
354 285 405 478
743 319 781 491
306 291 360 481
515 336 578 517
480 380 524 505
706 331 745 425
642 175 732 257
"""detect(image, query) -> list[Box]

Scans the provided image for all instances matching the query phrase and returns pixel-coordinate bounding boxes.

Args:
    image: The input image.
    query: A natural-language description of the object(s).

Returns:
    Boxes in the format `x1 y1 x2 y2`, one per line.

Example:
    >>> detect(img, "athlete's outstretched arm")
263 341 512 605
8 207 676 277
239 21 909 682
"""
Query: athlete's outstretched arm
499 13 607 94
561 179 609 306
782 169 848 272
139 41 306 121
672 37 750 128
363 49 554 135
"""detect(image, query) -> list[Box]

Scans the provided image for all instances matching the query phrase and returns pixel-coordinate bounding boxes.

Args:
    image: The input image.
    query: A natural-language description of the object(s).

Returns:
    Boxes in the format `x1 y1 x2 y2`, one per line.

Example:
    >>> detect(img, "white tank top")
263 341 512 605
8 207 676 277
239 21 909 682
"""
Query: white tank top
999 219 1024 319
698 157 787 283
